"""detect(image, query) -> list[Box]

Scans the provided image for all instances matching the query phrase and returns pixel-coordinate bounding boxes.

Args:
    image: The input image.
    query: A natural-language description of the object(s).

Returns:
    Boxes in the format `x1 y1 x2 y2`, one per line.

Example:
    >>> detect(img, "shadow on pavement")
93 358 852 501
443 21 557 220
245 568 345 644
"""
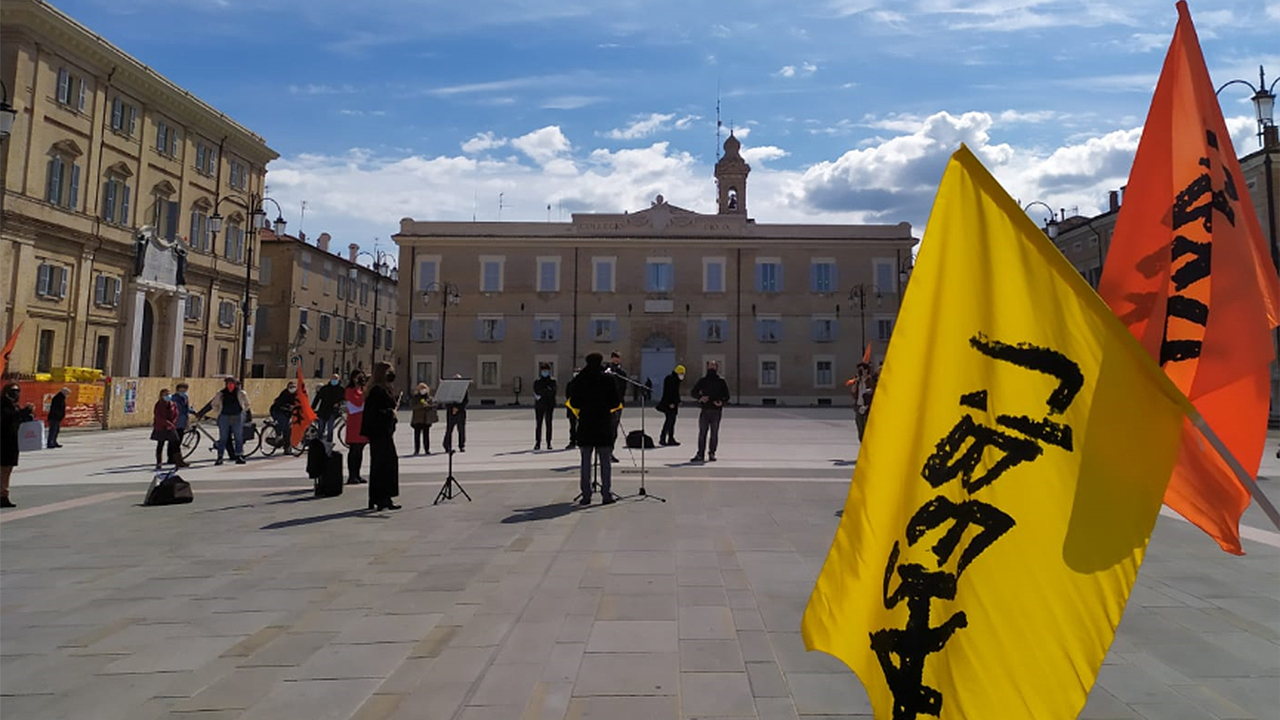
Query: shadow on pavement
501 502 578 524
830 459 855 467
261 508 384 529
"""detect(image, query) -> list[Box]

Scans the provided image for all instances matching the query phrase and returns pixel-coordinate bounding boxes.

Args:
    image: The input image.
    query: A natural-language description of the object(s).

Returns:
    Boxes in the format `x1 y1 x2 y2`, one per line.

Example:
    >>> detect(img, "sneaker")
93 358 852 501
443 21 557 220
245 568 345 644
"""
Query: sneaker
578 497 591 506
668 440 681 446
215 459 224 466
0 497 15 508
708 454 717 462
690 455 705 463
235 458 247 465
602 496 616 505
611 455 620 463
535 443 541 450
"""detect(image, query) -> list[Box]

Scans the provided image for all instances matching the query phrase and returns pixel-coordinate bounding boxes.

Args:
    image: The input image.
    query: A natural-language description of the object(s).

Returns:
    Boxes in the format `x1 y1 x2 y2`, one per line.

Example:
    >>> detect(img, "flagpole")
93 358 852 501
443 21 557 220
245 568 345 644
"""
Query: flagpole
1188 411 1280 532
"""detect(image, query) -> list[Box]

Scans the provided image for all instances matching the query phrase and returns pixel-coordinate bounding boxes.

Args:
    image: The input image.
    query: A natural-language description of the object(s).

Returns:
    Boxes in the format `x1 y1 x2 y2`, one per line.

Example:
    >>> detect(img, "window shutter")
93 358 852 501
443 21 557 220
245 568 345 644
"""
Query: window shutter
57 68 70 103
103 180 117 222
121 184 131 222
196 144 205 171
701 319 710 341
474 319 484 341
112 98 123 129
754 263 764 292
810 320 822 342
410 319 421 342
552 318 562 341
112 277 121 307
830 264 839 292
776 265 784 293
95 275 106 305
496 318 507 341
166 201 179 240
157 123 166 152
171 130 179 157
58 266 69 298
37 264 50 295
208 148 217 172
128 106 137 136
77 78 86 111
69 164 80 209
46 157 62 203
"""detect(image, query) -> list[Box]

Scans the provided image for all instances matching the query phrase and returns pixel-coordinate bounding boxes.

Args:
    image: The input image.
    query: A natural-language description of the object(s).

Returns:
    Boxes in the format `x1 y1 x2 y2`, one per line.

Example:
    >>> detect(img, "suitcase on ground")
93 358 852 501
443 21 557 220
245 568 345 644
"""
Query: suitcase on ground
315 449 344 497
306 439 329 479
144 472 194 506
625 430 655 449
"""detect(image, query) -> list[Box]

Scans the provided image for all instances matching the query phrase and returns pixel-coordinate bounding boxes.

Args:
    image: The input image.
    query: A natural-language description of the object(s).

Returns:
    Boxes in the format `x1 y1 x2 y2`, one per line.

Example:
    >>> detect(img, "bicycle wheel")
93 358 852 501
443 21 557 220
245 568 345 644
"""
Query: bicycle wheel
181 426 201 459
243 424 264 457
294 423 315 455
334 416 348 448
260 422 280 457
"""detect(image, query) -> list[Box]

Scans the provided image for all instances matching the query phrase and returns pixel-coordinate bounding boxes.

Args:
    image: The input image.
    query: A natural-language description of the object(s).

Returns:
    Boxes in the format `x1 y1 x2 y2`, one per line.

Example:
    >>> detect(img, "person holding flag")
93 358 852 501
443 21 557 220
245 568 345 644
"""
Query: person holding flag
846 361 875 442
290 366 319 449
269 381 301 456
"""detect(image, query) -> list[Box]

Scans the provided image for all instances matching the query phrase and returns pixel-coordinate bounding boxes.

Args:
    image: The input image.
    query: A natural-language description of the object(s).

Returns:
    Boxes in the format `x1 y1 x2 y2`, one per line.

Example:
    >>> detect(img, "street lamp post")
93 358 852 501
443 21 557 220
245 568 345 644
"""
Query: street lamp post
1023 200 1061 240
0 80 16 141
343 267 356 374
208 193 286 380
421 281 461 382
353 247 398 371
848 284 868 352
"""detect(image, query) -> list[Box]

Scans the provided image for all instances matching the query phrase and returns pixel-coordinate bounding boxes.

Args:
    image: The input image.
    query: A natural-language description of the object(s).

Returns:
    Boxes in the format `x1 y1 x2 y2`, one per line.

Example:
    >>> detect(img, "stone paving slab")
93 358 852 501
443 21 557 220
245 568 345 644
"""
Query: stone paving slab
2 410 1278 719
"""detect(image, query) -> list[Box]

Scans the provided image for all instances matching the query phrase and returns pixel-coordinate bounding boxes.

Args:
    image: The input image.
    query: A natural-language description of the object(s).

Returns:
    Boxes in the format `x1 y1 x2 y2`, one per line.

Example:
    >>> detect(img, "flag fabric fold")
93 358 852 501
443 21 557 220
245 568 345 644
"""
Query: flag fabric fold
0 323 22 378
1097 0 1280 554
292 365 319 447
802 145 1193 720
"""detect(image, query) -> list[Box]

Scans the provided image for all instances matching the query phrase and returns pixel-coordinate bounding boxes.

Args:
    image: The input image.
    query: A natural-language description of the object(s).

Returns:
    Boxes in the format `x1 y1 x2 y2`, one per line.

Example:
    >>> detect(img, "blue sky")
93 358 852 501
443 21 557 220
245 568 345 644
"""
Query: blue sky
56 0 1280 251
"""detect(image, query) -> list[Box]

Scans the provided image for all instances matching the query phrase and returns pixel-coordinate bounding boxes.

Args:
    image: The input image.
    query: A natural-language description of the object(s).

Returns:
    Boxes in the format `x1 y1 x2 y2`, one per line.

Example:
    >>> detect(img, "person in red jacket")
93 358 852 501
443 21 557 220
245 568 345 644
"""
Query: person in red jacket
152 389 181 470
344 369 369 484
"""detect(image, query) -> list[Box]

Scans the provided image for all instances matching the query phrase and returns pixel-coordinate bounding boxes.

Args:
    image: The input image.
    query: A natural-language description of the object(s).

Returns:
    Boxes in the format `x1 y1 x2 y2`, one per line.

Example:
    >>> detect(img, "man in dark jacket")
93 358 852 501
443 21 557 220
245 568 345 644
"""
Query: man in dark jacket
443 374 469 453
532 363 557 450
566 353 622 505
564 367 580 449
656 365 685 446
606 351 628 462
312 373 345 441
690 361 731 463
270 381 300 456
46 387 70 448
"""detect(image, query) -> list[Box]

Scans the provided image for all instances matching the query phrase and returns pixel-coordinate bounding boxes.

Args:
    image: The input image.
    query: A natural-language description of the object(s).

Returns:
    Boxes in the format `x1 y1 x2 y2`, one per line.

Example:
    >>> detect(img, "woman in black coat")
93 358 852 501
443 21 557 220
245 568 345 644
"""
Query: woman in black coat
362 362 401 511
2 383 36 508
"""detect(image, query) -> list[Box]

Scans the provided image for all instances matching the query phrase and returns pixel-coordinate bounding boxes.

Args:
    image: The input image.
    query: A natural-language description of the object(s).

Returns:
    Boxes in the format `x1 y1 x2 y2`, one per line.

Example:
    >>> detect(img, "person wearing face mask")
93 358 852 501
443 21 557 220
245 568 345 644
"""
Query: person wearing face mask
362 362 402 511
532 363 557 450
201 376 252 465
410 382 438 455
656 364 686 446
690 360 731 463
345 369 370 484
152 389 180 471
171 383 192 466
270 381 301 456
46 387 70 449
312 373 345 443
2 383 36 508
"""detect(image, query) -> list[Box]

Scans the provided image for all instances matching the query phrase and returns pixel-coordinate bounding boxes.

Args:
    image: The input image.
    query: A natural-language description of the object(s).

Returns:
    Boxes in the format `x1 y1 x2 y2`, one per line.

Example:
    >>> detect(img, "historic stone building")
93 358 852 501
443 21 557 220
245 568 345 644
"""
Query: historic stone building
0 0 276 379
393 135 917 405
255 230 399 379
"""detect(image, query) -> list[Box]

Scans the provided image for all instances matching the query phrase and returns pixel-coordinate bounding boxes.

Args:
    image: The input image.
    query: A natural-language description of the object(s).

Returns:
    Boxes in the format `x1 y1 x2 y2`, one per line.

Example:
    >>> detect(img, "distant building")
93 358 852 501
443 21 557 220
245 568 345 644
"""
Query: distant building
256 230 398 379
0 0 276 378
392 134 917 405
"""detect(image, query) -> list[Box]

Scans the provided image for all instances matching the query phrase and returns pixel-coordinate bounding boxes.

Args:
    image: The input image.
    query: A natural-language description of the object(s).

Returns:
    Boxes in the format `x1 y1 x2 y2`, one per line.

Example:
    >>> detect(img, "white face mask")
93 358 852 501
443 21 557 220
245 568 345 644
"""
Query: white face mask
419 389 428 395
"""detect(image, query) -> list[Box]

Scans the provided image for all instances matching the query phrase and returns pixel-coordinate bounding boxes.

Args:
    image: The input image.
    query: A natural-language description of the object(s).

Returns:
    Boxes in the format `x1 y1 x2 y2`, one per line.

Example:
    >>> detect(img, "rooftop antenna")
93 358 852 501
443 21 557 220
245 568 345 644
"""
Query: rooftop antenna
298 200 308 238
498 192 506 221
547 203 552 222
472 187 477 223
716 80 723 161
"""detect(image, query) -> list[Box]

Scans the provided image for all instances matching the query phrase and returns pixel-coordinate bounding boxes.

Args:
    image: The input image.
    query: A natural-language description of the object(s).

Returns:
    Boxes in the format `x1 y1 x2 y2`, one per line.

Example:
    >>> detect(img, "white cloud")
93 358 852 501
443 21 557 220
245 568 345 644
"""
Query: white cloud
777 65 797 78
289 83 357 95
542 95 604 110
775 63 817 78
604 113 676 140
511 126 572 165
461 132 508 154
741 146 790 165
802 62 818 74
337 109 387 117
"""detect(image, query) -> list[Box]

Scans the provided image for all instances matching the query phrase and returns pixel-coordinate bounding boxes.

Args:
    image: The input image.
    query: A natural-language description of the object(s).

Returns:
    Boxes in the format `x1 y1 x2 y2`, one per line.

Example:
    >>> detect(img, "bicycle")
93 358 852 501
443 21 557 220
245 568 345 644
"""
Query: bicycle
181 417 263 460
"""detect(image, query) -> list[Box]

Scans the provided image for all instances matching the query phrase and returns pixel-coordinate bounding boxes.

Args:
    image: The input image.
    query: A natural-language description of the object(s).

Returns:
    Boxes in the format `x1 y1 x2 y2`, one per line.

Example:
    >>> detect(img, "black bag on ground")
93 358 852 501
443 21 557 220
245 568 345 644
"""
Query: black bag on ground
306 439 328 479
144 473 193 506
316 449 344 497
625 430 655 449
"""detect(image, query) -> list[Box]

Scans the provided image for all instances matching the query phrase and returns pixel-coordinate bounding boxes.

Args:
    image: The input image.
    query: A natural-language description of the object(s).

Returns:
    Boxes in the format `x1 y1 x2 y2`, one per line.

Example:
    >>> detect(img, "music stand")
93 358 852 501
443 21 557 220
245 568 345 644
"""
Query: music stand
433 379 472 505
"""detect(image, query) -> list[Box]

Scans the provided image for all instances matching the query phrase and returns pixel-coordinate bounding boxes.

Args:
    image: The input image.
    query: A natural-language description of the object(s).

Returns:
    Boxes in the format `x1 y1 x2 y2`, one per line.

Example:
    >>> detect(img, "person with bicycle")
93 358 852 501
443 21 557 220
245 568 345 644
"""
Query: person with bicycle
200 376 252 465
270 381 301 456
312 373 345 443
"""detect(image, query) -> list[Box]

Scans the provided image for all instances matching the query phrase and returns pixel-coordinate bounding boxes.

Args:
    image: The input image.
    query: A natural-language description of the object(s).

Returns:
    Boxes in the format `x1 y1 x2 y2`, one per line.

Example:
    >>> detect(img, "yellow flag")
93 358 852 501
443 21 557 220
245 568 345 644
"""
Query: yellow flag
802 146 1193 720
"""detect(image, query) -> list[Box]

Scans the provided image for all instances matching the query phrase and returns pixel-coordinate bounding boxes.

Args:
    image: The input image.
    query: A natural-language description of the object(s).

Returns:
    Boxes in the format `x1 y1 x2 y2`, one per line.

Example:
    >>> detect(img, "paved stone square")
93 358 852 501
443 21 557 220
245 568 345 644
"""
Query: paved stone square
2 407 1278 719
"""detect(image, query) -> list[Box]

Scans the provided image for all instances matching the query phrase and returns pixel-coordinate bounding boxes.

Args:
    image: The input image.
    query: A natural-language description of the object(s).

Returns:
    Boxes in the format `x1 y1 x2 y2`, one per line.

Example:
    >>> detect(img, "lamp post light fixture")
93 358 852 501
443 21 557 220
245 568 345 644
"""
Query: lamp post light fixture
353 246 398 371
1217 65 1279 148
848 283 869 352
1023 200 1061 240
421 281 462 381
0 80 16 141
208 193 286 380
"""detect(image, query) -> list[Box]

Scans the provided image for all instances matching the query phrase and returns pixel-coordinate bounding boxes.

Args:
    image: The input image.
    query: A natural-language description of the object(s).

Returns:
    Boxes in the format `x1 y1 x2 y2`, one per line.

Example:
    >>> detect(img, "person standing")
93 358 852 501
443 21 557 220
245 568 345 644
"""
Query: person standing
312 373 345 442
443 374 468 453
152 389 180 470
656 364 685 446
533 363 557 450
607 352 628 462
847 362 875 442
202 376 251 465
2 383 36 508
410 382 438 455
362 362 401 511
270 381 301 456
46 387 69 448
564 367 580 450
690 361 730 463
345 369 369 484
171 383 192 466
566 352 622 506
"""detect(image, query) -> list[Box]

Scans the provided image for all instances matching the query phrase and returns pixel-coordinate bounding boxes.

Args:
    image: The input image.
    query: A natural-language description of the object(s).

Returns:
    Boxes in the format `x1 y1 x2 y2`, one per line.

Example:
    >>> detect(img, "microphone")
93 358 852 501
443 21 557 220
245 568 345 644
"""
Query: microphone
603 367 613 374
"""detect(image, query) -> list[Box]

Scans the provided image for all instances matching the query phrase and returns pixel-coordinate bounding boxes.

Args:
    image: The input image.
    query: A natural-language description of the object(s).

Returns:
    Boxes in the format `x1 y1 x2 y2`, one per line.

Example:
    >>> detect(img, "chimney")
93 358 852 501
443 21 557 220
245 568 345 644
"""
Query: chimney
1108 190 1119 212
316 232 331 252
1119 185 1127 206
348 243 359 263
298 231 307 243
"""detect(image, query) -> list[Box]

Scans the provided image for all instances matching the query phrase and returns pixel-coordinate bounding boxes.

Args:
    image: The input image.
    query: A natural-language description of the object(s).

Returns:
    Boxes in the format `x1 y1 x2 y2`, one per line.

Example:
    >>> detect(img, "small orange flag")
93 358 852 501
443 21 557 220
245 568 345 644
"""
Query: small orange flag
862 342 872 364
1098 1 1280 554
0 322 23 378
292 364 319 446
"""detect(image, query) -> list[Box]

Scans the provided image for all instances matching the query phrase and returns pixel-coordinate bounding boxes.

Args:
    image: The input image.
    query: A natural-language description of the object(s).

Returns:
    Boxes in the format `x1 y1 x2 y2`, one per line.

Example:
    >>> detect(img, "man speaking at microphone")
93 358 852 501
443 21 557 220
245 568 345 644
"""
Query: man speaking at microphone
566 353 623 505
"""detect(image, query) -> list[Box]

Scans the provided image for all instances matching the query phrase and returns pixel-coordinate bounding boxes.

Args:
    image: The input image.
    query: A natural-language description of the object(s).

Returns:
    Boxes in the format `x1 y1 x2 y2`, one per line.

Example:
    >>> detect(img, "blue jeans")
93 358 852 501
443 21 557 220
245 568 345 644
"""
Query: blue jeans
319 415 338 443
217 414 244 460
579 445 612 499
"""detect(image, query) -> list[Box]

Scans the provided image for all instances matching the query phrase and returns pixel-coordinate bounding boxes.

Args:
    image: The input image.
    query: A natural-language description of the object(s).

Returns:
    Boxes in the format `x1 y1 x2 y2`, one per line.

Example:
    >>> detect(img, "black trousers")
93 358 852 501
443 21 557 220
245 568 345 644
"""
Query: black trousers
566 407 578 447
660 408 678 443
697 409 723 457
413 425 431 453
445 410 466 451
535 404 553 445
348 442 366 481
368 435 399 507
47 420 62 447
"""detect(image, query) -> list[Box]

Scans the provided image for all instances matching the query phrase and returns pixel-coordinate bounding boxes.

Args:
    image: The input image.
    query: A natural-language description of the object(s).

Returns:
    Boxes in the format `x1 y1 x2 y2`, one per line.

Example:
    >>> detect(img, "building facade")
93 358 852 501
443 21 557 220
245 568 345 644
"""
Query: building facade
255 231 399 379
393 135 917 405
1 0 276 379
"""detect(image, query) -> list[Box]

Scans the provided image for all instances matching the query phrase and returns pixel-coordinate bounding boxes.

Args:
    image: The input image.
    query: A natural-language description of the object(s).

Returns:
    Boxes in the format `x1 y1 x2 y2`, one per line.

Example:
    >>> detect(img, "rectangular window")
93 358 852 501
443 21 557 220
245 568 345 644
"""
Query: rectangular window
37 330 55 373
170 128 180 158
411 317 439 342
218 348 229 376
873 258 897 294
36 263 69 299
811 259 837 293
56 68 71 104
756 316 781 343
416 360 435 387
645 258 674 293
318 314 331 340
759 356 780 389
703 257 726 293
537 257 560 292
756 259 783 293
811 316 837 343
480 358 500 389
185 294 204 321
111 98 124 130
480 257 504 293
103 178 118 222
360 281 369 307
196 143 206 173
337 274 346 299
814 357 835 389
260 256 273 285
93 275 121 308
95 336 111 372
477 316 506 342
702 316 727 343
190 209 209 251
590 315 617 342
593 257 616 293
127 105 137 136
876 317 895 342
534 316 561 342
156 121 169 153
218 300 236 327
357 323 368 346
384 328 394 351
46 156 64 205
416 258 440 291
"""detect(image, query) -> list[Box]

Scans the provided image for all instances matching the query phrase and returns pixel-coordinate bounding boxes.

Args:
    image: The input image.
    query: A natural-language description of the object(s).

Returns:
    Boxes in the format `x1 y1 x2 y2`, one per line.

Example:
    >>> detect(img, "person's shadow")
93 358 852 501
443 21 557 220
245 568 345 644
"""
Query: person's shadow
261 508 384 529
501 502 577 524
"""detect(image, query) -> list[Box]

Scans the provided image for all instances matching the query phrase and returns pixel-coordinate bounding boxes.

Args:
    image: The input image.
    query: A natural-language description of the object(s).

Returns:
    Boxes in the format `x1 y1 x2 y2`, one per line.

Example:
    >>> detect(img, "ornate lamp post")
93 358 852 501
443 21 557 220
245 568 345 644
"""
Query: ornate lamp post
421 281 461 381
209 193 286 379
353 247 398 371
847 283 868 352
1023 200 1061 240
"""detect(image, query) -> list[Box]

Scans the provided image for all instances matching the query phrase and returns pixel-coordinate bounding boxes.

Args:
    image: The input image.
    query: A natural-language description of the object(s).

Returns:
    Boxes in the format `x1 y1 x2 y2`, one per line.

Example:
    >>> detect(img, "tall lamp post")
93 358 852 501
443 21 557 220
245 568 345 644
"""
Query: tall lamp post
0 80 16 140
343 267 356 374
209 193 285 380
1023 200 1061 240
353 247 398 370
848 283 868 352
421 281 461 382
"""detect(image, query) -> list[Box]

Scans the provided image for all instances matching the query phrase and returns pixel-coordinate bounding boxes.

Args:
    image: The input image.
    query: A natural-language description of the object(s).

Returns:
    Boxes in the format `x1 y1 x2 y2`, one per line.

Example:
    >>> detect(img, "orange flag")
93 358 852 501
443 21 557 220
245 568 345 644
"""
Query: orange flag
292 364 319 446
0 322 23 378
1098 1 1280 554
862 342 873 364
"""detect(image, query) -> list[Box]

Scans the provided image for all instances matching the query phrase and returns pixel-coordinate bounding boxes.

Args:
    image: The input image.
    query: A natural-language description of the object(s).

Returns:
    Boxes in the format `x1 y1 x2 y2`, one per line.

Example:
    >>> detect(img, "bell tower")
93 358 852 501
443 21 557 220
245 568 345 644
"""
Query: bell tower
714 133 750 216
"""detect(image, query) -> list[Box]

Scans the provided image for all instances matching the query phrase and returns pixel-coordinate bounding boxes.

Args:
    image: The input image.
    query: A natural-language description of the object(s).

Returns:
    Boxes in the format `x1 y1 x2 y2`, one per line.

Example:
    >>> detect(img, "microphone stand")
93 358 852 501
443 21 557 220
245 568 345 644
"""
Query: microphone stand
606 370 666 503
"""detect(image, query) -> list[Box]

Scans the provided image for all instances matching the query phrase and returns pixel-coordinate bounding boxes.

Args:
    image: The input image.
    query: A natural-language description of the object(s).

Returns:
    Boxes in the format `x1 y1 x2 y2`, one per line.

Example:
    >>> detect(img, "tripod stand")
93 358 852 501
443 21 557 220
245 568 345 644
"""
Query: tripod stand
608 370 666 503
433 450 471 505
